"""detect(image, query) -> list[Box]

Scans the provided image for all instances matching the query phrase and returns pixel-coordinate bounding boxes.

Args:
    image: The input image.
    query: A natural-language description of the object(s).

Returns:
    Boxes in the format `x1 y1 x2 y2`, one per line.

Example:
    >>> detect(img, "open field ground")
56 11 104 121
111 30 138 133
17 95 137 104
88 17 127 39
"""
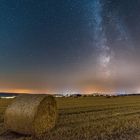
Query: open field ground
0 96 140 140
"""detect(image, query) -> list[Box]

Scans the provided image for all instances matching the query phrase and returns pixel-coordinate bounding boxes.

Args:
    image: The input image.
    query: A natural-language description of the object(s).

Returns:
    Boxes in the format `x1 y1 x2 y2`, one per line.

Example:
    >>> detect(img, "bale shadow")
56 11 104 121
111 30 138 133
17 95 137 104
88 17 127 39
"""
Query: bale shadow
0 130 31 140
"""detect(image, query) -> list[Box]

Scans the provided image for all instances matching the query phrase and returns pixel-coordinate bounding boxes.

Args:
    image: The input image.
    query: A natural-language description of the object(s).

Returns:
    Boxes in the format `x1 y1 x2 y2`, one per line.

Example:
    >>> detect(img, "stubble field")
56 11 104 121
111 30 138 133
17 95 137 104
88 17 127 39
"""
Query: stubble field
0 96 140 140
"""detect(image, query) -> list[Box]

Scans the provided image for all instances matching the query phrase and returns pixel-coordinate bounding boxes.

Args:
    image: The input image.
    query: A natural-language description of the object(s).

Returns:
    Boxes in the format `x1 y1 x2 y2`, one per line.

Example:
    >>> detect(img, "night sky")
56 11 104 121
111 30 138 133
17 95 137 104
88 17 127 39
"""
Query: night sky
0 0 140 94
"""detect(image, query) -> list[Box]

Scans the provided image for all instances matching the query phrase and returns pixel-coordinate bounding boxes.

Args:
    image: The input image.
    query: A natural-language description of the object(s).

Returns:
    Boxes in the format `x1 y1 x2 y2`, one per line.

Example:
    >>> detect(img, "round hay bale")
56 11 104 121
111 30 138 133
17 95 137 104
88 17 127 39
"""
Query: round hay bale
4 94 57 136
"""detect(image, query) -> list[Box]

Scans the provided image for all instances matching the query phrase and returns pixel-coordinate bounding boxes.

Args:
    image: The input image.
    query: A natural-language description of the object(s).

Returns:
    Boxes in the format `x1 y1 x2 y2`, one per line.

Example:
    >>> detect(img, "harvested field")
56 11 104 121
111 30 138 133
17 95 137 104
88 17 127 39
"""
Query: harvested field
0 96 140 140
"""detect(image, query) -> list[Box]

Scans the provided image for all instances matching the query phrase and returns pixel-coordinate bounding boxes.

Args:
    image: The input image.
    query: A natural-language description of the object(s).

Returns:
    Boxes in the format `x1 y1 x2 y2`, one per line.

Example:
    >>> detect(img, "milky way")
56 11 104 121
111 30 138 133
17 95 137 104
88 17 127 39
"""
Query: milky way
79 0 139 93
92 0 111 78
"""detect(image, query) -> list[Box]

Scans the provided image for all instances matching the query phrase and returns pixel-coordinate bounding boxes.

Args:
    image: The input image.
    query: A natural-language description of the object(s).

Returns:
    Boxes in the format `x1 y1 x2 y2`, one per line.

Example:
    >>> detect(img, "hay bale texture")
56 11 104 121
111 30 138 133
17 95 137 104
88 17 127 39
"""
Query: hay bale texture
4 94 57 136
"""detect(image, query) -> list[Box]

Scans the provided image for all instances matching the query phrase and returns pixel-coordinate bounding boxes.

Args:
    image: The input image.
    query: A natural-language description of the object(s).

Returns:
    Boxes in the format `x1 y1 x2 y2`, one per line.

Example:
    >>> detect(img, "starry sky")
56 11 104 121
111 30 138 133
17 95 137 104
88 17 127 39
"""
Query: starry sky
0 0 140 94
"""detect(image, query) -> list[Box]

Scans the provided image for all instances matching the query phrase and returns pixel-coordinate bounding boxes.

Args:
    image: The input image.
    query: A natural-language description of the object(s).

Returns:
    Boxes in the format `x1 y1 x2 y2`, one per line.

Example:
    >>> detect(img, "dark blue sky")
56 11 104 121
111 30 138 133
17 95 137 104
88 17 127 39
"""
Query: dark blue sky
0 0 140 93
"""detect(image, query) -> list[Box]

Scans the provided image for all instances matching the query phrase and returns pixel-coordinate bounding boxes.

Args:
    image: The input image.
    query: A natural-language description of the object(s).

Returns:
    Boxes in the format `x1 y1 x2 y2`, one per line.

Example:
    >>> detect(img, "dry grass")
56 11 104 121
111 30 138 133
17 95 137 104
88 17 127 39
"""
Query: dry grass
1 96 140 140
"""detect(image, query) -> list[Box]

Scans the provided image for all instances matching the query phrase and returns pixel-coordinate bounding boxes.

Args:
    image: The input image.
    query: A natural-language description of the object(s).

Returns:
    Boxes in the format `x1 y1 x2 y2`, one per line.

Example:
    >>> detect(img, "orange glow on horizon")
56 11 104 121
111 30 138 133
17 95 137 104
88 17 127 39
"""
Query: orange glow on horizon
82 85 116 94
0 89 34 94
0 89 51 94
0 86 116 95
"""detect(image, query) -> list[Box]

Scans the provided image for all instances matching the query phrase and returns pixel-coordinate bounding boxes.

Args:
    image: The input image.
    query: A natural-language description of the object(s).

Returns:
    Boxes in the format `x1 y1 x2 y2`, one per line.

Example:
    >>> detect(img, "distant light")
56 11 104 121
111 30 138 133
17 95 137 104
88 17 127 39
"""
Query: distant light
1 96 16 99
